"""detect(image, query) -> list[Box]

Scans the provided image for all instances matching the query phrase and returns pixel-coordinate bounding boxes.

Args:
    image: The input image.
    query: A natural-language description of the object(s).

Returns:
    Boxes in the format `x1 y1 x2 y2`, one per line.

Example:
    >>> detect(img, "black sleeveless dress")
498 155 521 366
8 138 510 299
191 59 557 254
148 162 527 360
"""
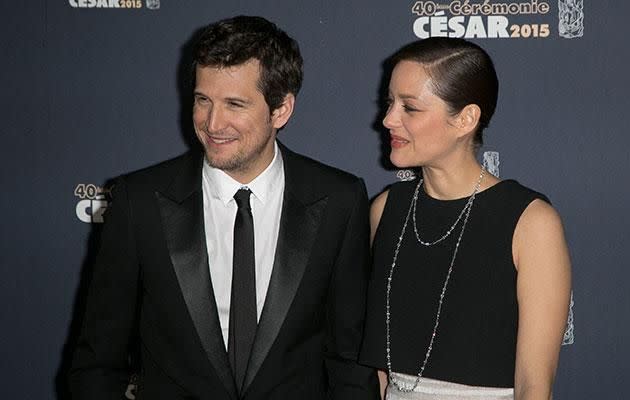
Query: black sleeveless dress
359 178 548 388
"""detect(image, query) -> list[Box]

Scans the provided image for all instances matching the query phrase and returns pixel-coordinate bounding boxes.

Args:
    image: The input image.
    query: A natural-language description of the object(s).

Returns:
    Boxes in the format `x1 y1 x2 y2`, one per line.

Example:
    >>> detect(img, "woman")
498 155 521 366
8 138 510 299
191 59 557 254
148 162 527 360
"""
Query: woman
359 38 571 400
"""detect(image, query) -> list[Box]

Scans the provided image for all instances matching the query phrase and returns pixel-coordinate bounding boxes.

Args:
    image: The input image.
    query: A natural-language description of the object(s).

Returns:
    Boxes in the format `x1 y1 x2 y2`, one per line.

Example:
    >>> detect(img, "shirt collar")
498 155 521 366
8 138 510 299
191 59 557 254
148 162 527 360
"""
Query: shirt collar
203 141 283 206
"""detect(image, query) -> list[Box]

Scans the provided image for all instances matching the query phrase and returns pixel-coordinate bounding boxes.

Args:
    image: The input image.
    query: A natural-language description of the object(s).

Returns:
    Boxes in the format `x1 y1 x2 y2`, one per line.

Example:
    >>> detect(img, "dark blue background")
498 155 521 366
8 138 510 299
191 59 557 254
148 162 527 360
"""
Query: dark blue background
1 1 628 398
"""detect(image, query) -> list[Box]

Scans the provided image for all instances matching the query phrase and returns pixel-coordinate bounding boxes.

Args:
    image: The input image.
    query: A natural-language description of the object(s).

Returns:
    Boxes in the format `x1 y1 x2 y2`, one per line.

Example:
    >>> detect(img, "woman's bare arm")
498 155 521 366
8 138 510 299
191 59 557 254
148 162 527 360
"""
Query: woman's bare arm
513 199 572 400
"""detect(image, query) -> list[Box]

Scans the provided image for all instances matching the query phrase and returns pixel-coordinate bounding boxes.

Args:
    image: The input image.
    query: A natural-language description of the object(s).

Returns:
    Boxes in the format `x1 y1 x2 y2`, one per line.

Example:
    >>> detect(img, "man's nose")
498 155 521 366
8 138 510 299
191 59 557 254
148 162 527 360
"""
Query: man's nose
207 106 227 132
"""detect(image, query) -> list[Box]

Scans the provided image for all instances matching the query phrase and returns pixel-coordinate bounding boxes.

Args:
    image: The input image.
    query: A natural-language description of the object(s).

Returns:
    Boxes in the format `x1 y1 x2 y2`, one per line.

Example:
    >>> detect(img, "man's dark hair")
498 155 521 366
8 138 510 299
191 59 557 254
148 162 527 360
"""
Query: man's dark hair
192 15 303 112
391 37 499 147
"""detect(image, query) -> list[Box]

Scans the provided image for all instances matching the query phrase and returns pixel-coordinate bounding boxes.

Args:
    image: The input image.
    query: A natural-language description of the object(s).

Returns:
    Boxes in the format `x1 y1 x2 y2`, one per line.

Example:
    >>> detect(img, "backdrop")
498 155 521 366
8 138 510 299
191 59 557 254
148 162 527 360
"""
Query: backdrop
2 1 628 399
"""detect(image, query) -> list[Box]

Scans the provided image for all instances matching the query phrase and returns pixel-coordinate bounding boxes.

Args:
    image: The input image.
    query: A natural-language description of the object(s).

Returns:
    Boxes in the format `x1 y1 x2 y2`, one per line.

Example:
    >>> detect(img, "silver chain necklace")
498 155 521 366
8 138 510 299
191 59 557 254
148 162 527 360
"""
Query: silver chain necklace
386 168 485 392
412 169 485 246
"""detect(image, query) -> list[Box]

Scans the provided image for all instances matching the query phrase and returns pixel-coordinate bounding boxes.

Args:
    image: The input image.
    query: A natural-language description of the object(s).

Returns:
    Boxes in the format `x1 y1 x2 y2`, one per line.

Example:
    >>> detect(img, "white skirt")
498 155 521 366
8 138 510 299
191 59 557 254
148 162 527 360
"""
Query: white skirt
386 372 514 400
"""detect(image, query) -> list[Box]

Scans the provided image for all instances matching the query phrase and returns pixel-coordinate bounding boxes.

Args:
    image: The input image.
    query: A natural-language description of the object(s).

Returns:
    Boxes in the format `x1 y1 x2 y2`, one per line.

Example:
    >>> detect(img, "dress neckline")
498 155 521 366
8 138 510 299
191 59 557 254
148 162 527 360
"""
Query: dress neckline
418 179 516 204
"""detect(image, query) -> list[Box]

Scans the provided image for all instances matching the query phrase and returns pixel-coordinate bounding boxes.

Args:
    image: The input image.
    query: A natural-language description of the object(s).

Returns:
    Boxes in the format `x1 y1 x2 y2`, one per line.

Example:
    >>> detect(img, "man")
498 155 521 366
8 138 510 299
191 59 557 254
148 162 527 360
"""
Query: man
69 15 379 400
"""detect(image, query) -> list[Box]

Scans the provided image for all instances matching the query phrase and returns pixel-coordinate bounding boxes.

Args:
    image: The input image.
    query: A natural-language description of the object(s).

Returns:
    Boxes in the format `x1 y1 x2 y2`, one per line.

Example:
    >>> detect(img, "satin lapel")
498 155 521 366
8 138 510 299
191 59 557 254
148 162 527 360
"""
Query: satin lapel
156 157 238 399
243 148 328 393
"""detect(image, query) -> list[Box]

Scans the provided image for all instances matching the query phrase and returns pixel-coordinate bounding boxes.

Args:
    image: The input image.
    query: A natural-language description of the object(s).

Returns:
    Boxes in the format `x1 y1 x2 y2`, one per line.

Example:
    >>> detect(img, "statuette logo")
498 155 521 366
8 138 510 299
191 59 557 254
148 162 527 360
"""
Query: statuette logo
562 292 575 345
145 0 160 10
558 0 583 38
482 151 500 177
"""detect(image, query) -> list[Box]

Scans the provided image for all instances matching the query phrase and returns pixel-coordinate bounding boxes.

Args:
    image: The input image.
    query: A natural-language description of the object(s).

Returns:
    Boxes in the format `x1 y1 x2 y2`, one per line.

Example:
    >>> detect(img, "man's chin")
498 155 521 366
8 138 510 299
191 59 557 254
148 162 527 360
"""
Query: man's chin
204 154 244 173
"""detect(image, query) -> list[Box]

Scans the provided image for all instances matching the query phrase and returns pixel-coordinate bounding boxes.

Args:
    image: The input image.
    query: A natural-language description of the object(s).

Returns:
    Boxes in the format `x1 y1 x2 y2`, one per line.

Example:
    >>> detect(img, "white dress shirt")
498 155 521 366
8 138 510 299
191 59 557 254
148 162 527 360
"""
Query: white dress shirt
201 142 285 349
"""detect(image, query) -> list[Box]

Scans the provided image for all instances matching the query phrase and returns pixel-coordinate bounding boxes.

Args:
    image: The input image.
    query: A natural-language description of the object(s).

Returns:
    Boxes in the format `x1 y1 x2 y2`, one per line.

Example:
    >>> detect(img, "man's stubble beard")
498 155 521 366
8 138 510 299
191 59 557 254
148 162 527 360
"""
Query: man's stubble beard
204 131 276 177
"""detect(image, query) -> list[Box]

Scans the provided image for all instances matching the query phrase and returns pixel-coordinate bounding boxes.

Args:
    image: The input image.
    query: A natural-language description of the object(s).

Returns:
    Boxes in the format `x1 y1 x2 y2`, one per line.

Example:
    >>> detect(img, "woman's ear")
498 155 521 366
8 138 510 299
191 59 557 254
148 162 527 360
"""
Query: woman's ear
455 104 481 137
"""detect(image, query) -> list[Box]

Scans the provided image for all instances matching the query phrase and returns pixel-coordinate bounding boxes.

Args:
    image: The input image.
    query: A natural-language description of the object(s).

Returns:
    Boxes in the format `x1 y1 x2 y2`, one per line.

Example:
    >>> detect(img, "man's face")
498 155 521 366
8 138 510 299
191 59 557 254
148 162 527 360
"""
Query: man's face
193 60 290 183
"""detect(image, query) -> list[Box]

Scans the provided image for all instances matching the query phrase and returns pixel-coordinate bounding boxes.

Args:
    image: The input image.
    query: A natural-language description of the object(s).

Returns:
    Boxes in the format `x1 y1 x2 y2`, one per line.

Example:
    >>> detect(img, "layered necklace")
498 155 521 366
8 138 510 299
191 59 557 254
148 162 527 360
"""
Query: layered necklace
386 167 486 392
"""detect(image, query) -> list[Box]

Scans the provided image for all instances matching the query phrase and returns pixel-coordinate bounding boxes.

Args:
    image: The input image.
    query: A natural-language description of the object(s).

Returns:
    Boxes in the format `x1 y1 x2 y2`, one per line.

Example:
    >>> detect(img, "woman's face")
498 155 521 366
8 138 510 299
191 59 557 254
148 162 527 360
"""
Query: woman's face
384 60 463 169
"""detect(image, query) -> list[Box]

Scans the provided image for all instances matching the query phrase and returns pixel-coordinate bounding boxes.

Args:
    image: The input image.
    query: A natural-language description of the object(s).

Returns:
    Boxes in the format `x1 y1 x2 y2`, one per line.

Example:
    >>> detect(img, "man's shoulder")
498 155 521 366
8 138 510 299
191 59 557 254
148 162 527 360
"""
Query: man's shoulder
109 151 201 201
281 144 361 187
121 151 199 185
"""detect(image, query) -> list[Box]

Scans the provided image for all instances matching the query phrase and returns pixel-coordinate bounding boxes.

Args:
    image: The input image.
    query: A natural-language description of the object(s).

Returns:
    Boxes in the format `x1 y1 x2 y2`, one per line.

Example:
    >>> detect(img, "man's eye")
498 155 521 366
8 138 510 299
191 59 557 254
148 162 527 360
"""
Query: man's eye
195 96 209 104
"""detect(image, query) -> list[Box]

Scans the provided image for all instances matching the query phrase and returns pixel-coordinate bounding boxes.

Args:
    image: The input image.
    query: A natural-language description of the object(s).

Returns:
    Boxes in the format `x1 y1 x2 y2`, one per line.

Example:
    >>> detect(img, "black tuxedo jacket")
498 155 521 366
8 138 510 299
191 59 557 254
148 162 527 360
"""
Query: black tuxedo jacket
69 143 379 399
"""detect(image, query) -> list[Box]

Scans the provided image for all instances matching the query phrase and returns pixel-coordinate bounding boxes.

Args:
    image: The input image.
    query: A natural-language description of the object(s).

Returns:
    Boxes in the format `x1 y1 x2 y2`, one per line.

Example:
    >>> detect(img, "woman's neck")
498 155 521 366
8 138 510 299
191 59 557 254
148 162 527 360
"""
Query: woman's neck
421 156 497 200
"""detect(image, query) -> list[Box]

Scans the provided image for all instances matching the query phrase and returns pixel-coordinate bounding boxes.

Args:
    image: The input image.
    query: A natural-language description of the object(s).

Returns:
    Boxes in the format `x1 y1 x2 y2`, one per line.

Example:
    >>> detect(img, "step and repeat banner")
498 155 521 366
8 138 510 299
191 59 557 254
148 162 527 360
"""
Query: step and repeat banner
2 1 628 399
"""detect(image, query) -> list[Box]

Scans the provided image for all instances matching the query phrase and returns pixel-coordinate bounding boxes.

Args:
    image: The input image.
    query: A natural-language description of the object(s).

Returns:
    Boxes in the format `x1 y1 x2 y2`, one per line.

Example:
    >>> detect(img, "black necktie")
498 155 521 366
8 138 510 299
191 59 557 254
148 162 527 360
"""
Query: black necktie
228 188 257 394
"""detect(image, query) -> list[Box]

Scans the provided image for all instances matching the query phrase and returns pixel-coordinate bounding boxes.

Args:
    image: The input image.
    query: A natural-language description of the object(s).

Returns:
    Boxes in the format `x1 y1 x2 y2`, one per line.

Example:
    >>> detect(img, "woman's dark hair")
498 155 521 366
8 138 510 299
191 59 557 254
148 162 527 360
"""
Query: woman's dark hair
192 15 303 112
391 37 498 146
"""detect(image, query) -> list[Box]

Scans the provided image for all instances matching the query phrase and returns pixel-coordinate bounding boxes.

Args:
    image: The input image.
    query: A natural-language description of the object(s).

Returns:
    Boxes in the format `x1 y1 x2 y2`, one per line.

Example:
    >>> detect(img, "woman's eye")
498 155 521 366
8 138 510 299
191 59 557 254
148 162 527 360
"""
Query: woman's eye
403 104 419 113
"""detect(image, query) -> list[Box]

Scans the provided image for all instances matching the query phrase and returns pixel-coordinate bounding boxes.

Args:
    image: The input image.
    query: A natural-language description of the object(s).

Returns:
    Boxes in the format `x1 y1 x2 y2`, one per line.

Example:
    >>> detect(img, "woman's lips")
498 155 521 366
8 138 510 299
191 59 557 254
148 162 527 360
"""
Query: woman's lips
390 134 409 148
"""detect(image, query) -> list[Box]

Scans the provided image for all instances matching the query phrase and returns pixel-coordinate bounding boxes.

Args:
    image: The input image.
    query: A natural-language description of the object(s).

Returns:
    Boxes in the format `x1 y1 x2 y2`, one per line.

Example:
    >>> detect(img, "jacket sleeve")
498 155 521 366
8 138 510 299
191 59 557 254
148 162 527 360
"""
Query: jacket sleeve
68 177 139 400
325 178 380 399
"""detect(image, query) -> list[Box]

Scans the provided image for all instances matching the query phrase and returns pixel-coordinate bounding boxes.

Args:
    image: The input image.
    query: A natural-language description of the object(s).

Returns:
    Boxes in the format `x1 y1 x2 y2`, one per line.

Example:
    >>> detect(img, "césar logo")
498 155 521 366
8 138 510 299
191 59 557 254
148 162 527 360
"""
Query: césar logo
74 183 113 223
67 0 150 9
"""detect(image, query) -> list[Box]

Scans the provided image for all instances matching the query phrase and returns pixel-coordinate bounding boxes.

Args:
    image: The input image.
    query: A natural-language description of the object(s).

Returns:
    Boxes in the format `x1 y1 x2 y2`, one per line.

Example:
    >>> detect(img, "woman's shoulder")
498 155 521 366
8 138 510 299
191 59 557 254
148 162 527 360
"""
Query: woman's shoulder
369 178 417 241
494 179 548 200
370 179 417 217
512 188 568 274
370 189 388 223
371 190 389 214
485 179 551 212
506 179 561 236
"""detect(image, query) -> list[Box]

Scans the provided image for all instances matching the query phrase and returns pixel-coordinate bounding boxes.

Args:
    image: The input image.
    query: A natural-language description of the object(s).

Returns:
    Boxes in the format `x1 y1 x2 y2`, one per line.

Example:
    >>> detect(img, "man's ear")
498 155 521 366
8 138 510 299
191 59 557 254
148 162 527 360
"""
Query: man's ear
271 93 295 129
454 103 481 138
